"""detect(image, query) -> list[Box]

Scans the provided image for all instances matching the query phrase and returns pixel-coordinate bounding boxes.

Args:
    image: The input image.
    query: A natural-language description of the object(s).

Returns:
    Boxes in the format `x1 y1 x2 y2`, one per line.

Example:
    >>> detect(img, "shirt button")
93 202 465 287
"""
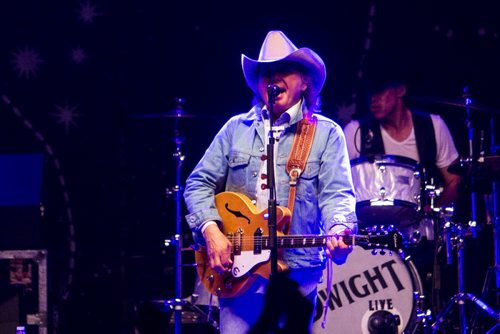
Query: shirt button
259 147 265 152
260 154 267 161
252 171 258 177
261 173 267 180
261 183 268 190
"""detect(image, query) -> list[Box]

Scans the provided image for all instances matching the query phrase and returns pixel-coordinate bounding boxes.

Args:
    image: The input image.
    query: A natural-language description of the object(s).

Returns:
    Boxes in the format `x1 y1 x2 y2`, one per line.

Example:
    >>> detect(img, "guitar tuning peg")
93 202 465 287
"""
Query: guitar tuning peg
380 249 386 255
371 249 378 255
389 224 395 231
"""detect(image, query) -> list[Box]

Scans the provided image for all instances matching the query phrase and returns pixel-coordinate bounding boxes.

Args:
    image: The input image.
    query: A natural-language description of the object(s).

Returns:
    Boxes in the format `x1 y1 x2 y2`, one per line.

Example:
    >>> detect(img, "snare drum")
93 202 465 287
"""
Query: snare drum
350 155 423 227
313 246 423 334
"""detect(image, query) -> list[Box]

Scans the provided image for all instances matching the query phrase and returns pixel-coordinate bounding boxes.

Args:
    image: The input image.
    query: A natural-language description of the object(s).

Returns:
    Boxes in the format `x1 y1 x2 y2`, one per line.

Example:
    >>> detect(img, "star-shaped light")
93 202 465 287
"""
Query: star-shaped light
78 1 103 24
71 47 87 64
11 47 44 79
51 103 80 134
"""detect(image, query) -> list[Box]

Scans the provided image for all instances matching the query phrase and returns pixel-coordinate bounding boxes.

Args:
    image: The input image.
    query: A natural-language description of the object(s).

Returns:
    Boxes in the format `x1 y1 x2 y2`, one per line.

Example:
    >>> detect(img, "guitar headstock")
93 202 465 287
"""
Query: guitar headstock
353 226 403 252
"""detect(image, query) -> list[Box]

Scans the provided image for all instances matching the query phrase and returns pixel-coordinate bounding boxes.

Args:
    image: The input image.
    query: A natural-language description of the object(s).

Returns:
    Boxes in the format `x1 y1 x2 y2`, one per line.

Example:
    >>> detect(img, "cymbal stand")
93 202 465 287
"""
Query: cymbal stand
160 98 221 334
487 170 500 308
163 98 187 334
473 111 500 319
485 112 500 308
462 87 479 237
163 98 219 333
431 212 500 333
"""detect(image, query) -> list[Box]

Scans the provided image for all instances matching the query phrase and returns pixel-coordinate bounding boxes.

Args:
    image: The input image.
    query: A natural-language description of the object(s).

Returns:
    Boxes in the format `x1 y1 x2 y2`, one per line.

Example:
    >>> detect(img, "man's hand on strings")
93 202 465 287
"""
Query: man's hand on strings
203 224 233 273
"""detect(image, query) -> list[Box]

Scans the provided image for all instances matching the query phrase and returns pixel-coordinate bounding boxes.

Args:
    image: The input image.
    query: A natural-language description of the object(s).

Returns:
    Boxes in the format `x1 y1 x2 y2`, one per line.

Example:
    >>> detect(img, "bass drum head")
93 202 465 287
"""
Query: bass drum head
313 246 423 334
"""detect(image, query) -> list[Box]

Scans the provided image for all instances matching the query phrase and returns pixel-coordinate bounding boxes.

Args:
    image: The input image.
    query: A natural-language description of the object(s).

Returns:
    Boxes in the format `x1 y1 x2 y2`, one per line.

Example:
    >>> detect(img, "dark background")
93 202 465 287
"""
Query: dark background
0 1 499 333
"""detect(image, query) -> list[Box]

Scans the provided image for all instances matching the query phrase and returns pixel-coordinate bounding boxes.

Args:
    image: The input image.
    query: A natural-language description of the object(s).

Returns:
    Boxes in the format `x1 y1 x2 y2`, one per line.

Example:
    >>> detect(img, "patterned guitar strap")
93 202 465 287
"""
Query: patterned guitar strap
286 114 334 328
285 113 317 224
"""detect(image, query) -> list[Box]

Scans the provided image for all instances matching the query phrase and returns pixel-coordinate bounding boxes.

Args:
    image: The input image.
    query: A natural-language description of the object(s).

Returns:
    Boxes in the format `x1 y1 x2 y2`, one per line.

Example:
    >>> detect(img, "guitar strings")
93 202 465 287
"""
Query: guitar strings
223 234 385 248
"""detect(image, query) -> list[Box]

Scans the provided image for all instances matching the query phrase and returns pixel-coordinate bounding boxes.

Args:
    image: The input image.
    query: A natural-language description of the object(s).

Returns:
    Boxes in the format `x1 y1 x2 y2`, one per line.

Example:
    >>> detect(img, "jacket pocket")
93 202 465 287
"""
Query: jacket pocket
227 150 251 190
296 160 320 201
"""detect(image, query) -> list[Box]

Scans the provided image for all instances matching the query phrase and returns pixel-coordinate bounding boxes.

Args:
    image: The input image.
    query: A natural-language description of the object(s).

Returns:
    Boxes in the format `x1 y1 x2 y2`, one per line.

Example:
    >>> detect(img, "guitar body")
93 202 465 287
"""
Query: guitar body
195 191 291 298
194 191 402 299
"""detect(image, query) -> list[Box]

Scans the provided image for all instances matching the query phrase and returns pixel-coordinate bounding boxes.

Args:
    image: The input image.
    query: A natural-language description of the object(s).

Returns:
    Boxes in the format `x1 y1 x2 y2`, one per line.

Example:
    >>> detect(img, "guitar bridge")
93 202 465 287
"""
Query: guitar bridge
229 228 243 256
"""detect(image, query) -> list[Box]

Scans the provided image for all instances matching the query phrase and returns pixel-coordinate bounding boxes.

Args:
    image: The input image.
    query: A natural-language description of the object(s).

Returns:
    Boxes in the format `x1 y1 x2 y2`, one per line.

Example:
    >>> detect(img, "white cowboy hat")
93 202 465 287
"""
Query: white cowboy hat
241 30 326 98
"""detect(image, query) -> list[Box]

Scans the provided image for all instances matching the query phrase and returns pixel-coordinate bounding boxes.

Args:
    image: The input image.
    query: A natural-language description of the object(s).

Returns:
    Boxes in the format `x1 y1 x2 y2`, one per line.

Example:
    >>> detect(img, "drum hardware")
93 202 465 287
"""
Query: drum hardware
472 116 500 327
424 179 437 213
165 296 219 330
485 110 500 313
431 208 500 333
367 310 401 334
446 87 500 321
146 296 219 330
423 176 444 215
161 98 219 334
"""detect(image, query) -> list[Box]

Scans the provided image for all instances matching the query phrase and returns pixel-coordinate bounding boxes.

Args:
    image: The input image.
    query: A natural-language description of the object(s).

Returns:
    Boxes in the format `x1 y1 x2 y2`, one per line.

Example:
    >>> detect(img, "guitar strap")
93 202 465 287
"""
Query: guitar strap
286 114 317 219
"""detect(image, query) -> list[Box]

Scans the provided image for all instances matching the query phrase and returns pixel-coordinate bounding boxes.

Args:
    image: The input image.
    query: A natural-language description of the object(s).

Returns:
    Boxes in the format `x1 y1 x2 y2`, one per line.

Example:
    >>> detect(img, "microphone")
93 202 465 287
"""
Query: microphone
267 84 284 105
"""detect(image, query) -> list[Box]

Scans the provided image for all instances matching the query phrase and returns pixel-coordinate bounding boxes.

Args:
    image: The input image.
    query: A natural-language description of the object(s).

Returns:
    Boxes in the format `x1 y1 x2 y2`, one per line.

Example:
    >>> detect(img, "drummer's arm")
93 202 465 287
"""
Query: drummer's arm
437 165 461 207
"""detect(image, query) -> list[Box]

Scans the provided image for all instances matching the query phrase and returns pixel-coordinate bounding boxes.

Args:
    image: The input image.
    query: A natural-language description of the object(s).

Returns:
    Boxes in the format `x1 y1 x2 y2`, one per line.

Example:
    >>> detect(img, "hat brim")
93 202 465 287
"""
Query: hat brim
241 48 326 98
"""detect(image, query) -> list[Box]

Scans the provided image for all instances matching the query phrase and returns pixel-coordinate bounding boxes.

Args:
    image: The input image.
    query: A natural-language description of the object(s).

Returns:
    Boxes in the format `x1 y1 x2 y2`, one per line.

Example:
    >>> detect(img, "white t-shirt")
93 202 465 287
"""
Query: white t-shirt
343 114 459 169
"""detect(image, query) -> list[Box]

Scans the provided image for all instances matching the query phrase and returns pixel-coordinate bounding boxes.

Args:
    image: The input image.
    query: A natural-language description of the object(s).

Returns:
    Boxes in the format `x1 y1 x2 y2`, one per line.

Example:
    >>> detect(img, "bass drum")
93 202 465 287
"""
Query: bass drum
350 155 423 228
313 246 423 334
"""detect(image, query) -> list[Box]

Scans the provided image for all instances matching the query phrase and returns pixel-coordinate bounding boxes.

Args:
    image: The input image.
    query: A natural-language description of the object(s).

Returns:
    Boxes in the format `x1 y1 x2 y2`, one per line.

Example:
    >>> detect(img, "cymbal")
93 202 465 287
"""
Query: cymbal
447 159 469 175
408 96 500 115
448 156 500 175
482 156 500 174
128 111 201 119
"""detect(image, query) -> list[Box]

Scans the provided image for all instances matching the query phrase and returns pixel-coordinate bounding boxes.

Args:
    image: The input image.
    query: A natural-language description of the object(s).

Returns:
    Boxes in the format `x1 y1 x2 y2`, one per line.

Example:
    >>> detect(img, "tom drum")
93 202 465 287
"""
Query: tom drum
350 155 423 227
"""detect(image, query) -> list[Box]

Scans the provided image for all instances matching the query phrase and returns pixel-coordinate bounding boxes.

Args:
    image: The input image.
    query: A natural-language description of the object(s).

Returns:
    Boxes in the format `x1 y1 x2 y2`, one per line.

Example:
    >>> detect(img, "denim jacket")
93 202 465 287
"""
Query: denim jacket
184 102 357 270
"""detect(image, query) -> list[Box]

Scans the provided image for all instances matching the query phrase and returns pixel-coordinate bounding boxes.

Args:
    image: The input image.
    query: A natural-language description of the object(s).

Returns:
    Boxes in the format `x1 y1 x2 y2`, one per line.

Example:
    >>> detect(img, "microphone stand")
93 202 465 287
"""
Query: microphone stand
267 88 279 276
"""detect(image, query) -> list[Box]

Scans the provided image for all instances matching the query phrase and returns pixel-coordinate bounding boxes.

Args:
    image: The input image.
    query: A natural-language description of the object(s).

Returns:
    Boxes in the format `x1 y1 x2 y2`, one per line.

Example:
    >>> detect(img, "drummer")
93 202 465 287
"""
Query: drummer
342 59 462 317
343 63 461 212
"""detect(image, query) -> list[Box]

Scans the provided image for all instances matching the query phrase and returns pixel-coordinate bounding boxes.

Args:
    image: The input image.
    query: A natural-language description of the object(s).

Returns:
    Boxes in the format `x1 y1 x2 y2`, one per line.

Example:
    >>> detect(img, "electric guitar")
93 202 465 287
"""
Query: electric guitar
194 191 402 298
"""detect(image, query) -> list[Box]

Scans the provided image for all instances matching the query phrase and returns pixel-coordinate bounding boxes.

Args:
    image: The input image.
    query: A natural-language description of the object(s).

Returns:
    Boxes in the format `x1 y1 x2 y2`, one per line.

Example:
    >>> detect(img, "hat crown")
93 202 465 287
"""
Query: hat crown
258 30 298 61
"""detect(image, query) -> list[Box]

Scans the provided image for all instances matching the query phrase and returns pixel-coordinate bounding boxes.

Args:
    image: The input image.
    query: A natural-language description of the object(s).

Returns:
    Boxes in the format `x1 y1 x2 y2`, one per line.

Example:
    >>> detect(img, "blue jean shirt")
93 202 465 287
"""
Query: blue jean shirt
184 103 357 270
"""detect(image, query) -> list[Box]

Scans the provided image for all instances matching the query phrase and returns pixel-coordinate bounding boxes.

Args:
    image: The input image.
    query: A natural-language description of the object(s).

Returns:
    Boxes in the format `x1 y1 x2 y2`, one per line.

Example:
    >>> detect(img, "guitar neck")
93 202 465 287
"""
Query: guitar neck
257 234 371 249
227 232 400 253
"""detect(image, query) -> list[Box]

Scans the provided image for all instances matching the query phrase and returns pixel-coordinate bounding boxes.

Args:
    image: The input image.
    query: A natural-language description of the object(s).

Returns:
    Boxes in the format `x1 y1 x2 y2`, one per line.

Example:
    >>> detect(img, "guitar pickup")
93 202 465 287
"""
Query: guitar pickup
231 228 243 255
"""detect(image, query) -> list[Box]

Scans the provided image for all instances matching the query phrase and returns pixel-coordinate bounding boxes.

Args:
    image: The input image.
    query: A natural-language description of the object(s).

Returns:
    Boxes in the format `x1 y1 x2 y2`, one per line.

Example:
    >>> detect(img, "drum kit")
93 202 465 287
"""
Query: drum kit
313 92 500 334
313 151 500 333
132 94 500 334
